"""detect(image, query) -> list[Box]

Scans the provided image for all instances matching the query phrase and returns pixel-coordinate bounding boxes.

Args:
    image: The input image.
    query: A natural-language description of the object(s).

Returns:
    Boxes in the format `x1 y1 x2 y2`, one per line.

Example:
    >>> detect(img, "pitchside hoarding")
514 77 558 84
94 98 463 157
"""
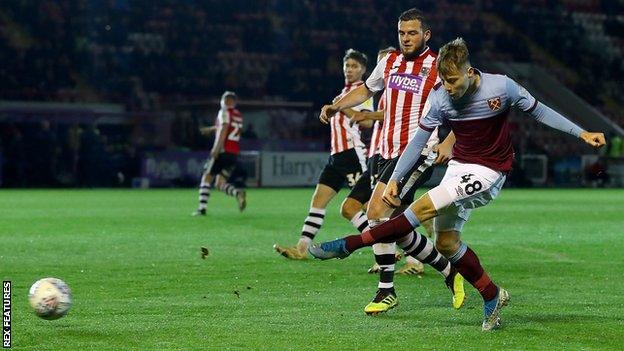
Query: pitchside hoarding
141 151 259 187
140 151 446 188
260 152 326 186
141 151 326 187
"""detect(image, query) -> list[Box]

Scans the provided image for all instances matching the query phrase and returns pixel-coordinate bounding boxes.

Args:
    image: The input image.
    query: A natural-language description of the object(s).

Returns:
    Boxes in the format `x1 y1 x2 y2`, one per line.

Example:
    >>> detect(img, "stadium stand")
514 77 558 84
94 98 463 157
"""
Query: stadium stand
0 0 621 187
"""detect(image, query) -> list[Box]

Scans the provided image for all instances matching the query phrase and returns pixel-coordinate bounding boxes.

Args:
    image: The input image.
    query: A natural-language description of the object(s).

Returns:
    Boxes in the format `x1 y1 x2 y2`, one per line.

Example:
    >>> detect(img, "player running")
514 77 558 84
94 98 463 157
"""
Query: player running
273 49 374 259
318 8 464 315
193 91 246 216
309 38 606 330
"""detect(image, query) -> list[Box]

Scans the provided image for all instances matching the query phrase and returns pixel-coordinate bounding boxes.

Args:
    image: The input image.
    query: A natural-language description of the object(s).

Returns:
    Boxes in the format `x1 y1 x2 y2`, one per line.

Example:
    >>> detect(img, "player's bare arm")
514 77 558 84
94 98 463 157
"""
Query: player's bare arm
382 179 401 208
433 131 455 164
343 109 378 128
200 126 217 136
340 108 357 119
319 84 374 124
340 108 370 128
350 110 384 123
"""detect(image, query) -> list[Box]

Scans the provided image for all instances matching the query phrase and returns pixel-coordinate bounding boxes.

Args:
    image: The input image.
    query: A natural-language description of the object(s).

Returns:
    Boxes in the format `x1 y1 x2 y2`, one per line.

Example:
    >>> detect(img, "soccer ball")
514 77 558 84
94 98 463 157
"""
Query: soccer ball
28 278 72 320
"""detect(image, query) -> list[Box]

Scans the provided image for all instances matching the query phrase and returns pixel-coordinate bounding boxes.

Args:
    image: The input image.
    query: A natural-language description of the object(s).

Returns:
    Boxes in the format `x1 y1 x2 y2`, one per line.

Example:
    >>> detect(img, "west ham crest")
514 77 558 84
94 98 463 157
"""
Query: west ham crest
487 97 501 111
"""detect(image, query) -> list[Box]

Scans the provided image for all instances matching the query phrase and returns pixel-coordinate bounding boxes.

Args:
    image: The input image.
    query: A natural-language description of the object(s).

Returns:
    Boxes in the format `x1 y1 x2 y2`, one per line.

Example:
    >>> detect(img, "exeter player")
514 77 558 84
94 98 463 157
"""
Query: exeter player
340 49 397 245
348 47 429 276
193 91 246 216
273 49 374 259
318 8 464 315
310 38 606 330
344 47 408 274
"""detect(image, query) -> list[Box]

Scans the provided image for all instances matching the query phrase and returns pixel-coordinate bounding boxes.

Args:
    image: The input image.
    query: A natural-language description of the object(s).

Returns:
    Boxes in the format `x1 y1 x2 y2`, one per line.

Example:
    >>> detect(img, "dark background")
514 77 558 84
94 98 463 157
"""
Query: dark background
1 0 622 187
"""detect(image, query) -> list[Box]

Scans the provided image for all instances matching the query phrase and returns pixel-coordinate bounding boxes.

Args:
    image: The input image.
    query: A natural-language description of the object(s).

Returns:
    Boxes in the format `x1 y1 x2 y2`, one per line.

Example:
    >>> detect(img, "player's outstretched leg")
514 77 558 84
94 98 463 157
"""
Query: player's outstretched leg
442 239 508 330
308 205 421 259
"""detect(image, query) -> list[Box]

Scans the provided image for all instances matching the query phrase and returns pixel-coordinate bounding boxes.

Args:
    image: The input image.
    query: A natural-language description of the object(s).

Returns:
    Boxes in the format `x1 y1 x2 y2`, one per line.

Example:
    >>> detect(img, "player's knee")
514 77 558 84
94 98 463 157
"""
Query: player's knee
435 230 461 256
340 198 361 220
409 195 437 222
366 197 387 220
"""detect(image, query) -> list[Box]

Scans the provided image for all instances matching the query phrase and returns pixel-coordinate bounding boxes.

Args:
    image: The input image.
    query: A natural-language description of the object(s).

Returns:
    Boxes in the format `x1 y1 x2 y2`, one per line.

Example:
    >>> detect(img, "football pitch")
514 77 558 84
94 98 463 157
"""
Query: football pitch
2 188 623 350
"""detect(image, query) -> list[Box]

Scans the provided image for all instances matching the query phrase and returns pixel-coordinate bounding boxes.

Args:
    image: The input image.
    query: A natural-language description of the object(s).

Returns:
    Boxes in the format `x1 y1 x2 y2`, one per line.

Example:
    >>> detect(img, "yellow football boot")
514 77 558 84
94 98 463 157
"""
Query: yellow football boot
445 270 466 309
364 290 398 315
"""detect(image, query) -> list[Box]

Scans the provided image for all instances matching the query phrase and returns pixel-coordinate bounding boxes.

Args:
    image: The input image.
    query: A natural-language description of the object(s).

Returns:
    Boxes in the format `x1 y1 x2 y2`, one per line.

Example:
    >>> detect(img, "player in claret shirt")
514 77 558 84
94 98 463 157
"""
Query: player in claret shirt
310 38 606 331
193 91 246 216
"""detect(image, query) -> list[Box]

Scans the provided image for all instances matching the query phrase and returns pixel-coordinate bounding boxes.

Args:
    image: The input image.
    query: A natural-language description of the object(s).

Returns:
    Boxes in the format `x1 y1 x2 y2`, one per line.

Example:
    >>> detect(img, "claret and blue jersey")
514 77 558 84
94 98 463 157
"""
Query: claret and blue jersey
391 70 584 181
419 71 536 171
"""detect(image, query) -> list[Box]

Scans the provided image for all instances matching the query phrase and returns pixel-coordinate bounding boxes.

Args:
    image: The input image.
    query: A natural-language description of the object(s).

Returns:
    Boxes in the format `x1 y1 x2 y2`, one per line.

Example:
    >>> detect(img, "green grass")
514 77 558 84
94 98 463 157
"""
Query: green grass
1 188 623 350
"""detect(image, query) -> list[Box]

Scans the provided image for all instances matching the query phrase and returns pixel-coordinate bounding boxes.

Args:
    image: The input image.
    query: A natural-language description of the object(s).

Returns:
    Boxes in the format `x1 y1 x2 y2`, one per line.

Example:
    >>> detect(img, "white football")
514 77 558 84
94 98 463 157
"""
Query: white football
28 278 72 320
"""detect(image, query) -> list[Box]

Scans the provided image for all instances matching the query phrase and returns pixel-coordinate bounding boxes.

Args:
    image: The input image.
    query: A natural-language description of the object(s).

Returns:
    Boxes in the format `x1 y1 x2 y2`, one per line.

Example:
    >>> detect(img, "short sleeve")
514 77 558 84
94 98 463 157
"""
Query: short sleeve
505 77 537 112
365 54 389 93
418 92 443 132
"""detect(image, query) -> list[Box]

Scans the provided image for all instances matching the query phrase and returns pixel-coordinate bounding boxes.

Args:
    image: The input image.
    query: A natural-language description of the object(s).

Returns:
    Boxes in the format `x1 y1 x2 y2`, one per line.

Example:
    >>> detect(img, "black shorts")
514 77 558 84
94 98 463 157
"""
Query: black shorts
368 153 381 187
377 154 434 204
318 148 366 192
204 152 237 177
347 154 381 204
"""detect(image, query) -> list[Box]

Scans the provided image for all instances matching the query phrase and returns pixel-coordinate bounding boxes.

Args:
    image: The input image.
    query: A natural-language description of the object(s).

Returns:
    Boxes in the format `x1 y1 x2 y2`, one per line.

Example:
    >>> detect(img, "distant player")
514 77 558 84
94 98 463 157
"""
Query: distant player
318 8 464 315
309 38 606 330
273 49 374 259
193 91 246 216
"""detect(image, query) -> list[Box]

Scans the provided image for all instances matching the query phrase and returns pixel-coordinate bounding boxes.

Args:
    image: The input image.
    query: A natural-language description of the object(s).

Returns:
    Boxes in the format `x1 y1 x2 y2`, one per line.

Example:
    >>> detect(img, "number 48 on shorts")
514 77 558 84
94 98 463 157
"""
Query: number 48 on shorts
431 161 506 211
460 173 483 195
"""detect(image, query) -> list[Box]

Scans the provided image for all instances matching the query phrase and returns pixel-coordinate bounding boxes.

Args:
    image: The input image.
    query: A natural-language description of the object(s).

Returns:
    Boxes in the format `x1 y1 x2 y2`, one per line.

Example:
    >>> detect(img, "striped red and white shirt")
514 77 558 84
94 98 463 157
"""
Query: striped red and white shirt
367 93 384 158
365 48 439 159
330 81 374 155
216 107 243 154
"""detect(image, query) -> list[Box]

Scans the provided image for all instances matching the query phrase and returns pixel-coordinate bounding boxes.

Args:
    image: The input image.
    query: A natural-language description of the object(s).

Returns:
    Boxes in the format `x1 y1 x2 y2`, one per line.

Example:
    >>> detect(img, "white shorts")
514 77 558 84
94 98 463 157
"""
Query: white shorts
427 160 506 232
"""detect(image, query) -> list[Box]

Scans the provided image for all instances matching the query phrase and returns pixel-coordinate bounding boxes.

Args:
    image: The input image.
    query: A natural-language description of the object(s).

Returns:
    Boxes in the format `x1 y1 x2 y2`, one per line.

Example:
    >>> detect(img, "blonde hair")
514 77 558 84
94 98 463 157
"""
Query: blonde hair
437 38 470 76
